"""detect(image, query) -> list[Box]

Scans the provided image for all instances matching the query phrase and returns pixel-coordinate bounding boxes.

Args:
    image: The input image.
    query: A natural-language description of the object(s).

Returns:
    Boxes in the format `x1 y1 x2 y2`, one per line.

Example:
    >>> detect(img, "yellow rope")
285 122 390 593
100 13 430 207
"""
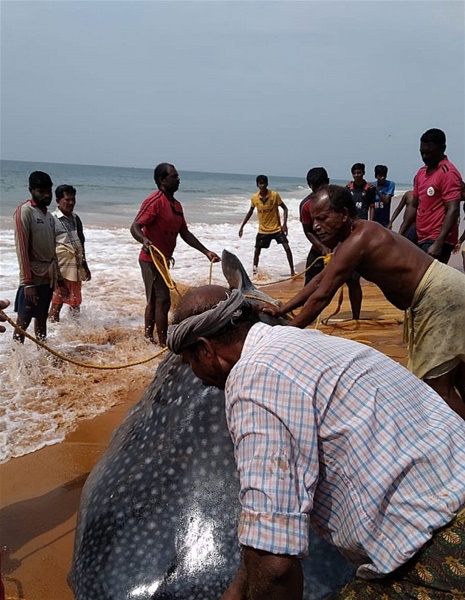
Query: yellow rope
148 245 182 297
257 253 332 287
1 310 167 369
148 244 217 294
1 250 218 369
320 287 345 326
252 252 346 327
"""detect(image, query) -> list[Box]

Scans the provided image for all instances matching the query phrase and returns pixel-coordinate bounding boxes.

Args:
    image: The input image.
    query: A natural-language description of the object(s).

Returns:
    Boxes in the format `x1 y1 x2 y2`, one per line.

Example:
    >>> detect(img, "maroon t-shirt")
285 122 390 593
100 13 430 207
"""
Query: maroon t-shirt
413 157 461 245
135 190 188 262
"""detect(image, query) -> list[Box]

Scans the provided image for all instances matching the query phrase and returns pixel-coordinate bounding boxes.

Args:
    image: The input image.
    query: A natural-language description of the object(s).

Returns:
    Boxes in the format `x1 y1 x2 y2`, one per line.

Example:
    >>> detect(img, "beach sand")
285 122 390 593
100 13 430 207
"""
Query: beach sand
0 277 433 599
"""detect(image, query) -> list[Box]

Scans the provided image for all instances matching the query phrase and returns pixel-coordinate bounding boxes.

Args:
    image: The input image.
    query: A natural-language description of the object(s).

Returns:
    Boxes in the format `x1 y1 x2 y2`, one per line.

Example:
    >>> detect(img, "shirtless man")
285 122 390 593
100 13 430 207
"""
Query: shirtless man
263 185 465 417
388 190 418 244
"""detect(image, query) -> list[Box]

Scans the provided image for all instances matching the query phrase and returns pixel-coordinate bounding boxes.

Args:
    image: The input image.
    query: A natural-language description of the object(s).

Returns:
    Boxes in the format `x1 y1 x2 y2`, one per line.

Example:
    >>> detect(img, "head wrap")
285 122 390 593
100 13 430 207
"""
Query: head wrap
167 289 247 354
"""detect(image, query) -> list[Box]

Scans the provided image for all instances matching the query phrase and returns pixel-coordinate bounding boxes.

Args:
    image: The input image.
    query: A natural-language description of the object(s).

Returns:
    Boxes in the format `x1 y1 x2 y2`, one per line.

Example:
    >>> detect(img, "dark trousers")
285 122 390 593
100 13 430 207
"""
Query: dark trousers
419 239 454 265
305 249 325 286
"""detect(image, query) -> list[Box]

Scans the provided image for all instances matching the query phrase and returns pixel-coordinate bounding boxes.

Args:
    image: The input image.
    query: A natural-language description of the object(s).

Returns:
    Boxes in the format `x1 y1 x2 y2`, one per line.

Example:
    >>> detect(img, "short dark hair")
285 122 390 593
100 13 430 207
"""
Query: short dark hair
322 184 358 218
374 165 388 177
29 171 53 189
256 174 268 186
154 163 175 187
55 184 76 200
351 163 365 174
420 128 446 147
306 167 329 190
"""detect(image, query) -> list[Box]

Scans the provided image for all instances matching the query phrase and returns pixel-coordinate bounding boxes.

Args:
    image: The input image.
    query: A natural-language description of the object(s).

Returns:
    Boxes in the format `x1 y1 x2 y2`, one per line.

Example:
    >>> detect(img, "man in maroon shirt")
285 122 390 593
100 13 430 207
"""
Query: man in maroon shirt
130 163 220 347
404 129 462 264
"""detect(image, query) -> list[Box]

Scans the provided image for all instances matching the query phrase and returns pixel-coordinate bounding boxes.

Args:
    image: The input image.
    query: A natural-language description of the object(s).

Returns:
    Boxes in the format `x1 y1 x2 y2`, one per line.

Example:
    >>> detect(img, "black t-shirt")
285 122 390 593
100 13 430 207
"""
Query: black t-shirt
347 181 376 220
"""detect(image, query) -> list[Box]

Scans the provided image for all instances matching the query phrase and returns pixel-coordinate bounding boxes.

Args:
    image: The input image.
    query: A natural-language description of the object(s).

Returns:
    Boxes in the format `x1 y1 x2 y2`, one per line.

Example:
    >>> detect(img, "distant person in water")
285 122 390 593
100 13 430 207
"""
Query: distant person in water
0 299 9 333
372 164 395 227
49 185 91 322
239 174 295 276
130 162 220 347
403 128 462 264
263 185 465 418
13 171 67 343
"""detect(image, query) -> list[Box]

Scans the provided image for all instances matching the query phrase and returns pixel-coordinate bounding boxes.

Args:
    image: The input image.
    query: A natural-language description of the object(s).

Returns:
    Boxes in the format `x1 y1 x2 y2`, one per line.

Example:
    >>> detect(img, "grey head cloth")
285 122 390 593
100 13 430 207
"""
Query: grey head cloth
167 289 247 354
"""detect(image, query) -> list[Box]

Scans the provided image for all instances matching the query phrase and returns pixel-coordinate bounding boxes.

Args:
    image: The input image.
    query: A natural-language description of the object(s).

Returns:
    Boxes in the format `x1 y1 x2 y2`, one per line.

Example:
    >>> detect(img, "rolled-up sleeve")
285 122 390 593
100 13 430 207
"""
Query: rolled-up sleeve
226 361 318 556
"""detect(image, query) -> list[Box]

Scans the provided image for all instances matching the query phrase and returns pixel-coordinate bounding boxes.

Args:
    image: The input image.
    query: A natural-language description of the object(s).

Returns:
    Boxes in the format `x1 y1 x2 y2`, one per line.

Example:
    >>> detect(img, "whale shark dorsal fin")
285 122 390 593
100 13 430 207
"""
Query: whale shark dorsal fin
221 249 254 293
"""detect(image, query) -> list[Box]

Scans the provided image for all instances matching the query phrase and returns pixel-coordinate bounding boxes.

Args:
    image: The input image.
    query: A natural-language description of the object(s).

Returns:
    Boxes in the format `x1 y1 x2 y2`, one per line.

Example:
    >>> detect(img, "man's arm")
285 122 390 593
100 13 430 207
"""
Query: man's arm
399 195 418 236
279 202 289 235
180 228 220 262
262 270 326 318
76 215 91 281
14 204 33 286
239 207 255 237
427 199 460 257
130 220 152 252
288 238 362 328
388 192 408 229
221 548 303 600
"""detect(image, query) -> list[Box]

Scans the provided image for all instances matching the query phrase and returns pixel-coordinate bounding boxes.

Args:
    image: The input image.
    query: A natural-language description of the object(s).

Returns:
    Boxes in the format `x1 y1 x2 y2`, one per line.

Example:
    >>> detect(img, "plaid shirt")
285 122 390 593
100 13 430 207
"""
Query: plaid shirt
225 323 465 578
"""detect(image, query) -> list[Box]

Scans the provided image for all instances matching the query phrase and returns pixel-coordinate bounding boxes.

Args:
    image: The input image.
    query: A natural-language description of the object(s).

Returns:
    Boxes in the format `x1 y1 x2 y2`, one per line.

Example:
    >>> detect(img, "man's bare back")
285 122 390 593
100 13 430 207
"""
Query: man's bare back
265 190 433 328
333 220 432 309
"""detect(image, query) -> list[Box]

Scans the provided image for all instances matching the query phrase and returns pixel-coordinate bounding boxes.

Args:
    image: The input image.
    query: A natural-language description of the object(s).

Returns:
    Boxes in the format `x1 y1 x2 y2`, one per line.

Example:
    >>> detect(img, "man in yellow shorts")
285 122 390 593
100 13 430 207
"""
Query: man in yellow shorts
239 175 295 276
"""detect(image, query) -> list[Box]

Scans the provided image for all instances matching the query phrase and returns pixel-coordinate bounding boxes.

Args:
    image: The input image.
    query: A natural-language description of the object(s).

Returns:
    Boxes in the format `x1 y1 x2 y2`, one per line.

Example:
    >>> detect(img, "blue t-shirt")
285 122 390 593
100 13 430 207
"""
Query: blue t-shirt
372 180 395 227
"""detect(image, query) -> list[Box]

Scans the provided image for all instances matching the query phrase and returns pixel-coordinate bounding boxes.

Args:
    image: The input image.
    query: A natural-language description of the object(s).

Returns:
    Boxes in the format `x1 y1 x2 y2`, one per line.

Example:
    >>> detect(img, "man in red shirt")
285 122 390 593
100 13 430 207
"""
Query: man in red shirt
130 163 220 347
412 128 462 264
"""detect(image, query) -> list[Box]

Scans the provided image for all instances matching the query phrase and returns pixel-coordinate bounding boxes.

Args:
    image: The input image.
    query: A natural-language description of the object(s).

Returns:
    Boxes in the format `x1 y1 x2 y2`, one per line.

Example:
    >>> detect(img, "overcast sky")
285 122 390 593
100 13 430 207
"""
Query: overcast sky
1 0 464 182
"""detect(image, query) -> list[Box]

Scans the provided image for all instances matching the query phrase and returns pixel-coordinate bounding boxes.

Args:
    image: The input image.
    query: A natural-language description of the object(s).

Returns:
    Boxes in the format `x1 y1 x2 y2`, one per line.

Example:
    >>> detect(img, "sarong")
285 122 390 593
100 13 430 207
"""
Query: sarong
51 278 82 307
331 508 465 599
405 260 465 380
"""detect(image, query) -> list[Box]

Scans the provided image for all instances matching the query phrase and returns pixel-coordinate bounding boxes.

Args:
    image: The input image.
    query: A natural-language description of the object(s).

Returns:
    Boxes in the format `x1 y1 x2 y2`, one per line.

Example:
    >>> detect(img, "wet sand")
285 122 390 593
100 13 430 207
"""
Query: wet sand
0 272 455 599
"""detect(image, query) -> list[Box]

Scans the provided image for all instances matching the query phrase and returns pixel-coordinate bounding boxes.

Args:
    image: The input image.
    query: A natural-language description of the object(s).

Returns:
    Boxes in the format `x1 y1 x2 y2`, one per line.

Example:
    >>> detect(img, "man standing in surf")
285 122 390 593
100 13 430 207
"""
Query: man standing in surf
13 171 68 343
238 175 295 277
130 163 220 347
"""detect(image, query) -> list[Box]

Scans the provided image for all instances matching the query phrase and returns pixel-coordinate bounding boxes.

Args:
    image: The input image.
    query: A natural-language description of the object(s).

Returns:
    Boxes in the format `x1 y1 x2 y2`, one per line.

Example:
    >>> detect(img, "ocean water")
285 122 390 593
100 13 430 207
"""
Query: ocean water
0 160 412 462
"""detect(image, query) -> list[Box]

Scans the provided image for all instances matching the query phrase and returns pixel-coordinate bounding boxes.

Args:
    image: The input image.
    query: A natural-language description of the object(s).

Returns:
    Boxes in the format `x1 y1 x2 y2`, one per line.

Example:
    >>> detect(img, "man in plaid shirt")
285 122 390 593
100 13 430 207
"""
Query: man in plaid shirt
167 285 465 600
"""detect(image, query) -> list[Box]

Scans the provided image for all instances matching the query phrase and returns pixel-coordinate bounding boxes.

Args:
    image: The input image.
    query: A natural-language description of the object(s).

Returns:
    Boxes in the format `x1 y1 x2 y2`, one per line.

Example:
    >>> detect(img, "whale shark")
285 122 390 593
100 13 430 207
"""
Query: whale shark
69 251 354 599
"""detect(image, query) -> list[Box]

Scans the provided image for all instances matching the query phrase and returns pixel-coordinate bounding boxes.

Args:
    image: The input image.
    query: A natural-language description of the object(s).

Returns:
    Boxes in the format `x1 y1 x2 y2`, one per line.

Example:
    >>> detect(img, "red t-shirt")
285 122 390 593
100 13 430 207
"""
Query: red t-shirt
413 157 461 245
301 198 313 226
135 190 188 262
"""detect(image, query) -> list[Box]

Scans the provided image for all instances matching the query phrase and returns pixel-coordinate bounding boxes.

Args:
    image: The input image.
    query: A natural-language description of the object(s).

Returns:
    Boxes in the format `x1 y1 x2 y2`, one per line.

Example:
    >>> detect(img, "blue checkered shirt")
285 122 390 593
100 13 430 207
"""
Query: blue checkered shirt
225 323 465 578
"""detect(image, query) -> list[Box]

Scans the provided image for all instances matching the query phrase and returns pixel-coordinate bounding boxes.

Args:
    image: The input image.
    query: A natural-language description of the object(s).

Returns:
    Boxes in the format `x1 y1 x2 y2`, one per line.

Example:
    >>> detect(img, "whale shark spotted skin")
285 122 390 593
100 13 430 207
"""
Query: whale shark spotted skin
69 252 354 599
